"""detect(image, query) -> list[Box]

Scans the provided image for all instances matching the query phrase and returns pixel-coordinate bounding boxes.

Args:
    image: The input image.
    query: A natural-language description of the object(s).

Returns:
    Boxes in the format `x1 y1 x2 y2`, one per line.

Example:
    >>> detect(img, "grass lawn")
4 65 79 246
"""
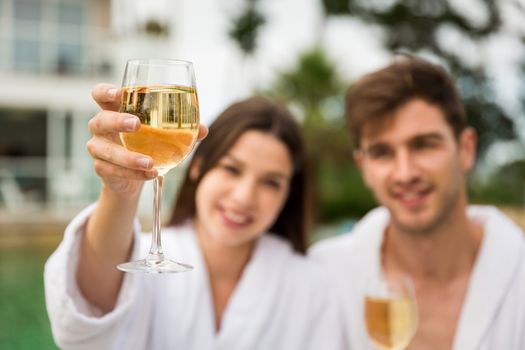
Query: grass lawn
0 229 62 350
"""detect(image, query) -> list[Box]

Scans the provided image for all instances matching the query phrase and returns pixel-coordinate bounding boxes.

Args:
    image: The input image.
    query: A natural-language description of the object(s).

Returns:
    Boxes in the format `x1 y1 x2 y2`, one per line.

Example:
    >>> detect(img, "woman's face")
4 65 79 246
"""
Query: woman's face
193 130 293 248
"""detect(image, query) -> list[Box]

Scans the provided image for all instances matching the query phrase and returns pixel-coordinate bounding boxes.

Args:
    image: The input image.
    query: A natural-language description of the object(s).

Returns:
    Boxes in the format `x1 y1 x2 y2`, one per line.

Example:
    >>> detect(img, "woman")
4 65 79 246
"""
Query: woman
44 84 342 349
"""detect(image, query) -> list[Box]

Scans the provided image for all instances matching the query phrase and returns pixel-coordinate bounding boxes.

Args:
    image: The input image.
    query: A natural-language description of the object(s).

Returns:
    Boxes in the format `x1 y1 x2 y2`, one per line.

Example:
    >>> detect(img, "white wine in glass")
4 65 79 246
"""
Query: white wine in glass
364 275 418 350
118 59 199 273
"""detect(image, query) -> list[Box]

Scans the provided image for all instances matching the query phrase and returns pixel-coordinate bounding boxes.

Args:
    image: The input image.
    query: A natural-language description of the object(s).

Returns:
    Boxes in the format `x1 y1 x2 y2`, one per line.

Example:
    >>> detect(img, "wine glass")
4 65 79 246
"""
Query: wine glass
117 59 199 273
364 274 418 350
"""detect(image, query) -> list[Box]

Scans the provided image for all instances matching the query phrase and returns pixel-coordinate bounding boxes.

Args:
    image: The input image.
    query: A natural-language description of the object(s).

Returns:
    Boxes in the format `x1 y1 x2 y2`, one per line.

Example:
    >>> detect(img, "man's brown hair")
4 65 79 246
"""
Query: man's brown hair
346 55 467 148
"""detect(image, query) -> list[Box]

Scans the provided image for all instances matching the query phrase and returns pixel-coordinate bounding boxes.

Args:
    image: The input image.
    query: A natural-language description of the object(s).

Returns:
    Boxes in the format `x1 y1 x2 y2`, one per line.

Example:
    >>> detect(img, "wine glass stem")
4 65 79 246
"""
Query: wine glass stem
147 175 165 264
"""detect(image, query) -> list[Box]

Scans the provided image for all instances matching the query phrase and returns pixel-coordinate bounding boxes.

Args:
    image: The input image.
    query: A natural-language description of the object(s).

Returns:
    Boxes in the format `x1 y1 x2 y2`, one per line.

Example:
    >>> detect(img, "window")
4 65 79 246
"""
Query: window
14 0 41 21
57 42 83 74
14 38 41 72
56 1 87 74
58 2 84 25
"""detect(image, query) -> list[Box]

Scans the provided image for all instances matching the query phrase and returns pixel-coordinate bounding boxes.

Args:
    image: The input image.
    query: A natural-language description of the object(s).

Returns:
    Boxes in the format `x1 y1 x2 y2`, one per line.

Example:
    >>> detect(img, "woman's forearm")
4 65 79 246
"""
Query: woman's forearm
76 184 141 313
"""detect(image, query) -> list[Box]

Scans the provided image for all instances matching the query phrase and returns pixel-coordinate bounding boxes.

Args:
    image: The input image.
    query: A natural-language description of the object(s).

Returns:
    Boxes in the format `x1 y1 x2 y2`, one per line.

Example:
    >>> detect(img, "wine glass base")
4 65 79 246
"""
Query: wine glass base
117 259 193 274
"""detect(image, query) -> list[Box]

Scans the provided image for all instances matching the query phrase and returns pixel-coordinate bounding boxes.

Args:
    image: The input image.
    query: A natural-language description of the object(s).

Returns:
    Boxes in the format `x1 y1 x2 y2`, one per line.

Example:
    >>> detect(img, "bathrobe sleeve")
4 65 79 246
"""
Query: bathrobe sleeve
44 203 153 350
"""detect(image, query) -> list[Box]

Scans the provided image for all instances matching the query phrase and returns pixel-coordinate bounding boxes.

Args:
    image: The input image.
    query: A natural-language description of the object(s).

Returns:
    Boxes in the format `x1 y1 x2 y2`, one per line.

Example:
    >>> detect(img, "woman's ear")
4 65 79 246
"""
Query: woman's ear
189 157 202 181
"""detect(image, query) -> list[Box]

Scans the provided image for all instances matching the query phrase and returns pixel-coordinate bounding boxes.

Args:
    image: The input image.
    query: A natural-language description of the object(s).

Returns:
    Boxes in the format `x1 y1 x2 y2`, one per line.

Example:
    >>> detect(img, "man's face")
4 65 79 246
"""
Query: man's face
355 98 476 235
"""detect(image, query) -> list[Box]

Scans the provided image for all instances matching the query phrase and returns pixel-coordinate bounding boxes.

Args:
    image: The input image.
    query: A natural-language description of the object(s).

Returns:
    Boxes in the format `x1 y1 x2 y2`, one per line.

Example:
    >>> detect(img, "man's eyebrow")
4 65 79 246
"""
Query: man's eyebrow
409 132 446 143
360 142 391 156
361 132 446 153
365 142 389 150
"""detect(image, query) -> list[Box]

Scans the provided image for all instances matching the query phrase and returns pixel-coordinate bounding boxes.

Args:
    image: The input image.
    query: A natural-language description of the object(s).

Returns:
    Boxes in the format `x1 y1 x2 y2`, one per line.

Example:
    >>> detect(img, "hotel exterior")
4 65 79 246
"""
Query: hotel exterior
0 0 173 220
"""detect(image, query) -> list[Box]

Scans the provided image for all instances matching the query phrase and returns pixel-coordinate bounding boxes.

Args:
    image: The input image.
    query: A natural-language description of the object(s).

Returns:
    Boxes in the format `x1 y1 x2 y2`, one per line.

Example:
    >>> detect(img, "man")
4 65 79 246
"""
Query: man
310 56 525 350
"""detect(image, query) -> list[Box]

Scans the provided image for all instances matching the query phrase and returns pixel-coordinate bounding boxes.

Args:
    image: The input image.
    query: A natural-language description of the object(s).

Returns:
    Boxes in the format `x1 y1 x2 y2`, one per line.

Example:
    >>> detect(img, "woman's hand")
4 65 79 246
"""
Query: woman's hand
86 83 209 197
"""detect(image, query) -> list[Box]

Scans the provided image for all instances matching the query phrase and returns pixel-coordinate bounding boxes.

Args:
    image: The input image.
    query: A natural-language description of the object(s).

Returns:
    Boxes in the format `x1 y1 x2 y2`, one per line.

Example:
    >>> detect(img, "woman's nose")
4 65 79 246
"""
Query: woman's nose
230 176 257 207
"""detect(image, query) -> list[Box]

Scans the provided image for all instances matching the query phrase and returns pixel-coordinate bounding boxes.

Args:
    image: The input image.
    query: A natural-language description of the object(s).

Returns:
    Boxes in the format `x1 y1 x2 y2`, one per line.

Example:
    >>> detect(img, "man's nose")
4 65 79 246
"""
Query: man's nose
392 150 420 184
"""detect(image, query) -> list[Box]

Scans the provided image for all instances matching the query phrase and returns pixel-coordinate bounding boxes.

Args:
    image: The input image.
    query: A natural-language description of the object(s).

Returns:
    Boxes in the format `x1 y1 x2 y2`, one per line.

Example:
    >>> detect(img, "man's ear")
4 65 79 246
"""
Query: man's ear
459 127 477 172
189 157 203 181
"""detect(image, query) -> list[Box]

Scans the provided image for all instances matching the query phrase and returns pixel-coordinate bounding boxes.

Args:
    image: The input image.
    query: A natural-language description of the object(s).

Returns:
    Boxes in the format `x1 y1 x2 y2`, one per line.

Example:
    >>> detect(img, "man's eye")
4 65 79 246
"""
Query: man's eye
413 140 438 150
368 148 393 159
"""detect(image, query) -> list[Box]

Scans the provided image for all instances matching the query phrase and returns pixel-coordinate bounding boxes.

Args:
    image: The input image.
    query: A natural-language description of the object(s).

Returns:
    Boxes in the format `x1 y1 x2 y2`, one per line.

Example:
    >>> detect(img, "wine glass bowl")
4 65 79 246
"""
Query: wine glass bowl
119 84 199 174
364 274 418 350
117 59 199 273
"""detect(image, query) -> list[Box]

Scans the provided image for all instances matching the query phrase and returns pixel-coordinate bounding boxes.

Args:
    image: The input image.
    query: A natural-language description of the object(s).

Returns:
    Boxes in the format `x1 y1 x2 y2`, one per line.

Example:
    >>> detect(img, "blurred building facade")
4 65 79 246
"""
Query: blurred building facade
0 0 111 218
0 0 173 220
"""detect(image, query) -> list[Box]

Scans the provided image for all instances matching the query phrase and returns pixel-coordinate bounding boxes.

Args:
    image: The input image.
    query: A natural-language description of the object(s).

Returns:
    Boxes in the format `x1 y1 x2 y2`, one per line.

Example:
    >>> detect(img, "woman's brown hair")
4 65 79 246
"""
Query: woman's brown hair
169 96 311 254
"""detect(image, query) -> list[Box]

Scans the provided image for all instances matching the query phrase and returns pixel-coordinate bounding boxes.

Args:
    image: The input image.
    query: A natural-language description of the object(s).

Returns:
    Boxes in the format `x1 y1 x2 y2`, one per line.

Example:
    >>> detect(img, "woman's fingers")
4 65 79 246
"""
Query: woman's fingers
88 111 140 136
90 110 207 138
197 124 209 141
93 158 157 182
91 83 208 140
86 137 153 171
91 83 122 111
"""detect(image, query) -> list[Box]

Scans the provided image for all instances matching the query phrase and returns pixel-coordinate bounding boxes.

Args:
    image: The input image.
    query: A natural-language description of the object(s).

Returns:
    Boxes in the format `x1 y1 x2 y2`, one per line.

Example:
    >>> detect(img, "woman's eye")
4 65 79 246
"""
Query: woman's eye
263 179 282 189
220 164 240 175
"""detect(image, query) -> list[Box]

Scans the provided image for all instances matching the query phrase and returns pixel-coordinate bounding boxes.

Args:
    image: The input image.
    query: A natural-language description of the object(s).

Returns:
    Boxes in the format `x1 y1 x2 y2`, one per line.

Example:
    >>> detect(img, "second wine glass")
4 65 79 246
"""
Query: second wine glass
364 274 418 350
117 59 200 273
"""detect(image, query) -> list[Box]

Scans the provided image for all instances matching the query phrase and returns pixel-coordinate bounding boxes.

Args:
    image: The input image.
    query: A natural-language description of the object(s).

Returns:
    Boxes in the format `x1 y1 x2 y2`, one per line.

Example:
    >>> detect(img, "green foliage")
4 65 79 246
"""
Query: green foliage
307 119 378 220
228 0 266 55
317 159 376 221
267 47 344 134
470 160 525 205
143 19 170 37
265 49 375 222
272 48 342 111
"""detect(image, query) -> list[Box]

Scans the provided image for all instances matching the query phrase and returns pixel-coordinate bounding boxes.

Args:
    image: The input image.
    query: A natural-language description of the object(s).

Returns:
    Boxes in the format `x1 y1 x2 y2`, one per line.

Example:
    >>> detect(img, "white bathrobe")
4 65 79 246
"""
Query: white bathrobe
44 205 343 350
310 205 525 350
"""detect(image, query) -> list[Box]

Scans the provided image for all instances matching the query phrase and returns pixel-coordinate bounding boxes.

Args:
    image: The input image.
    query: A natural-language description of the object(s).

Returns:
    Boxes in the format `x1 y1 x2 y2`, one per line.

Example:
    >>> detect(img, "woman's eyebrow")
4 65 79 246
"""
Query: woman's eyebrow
223 154 291 179
221 154 242 164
